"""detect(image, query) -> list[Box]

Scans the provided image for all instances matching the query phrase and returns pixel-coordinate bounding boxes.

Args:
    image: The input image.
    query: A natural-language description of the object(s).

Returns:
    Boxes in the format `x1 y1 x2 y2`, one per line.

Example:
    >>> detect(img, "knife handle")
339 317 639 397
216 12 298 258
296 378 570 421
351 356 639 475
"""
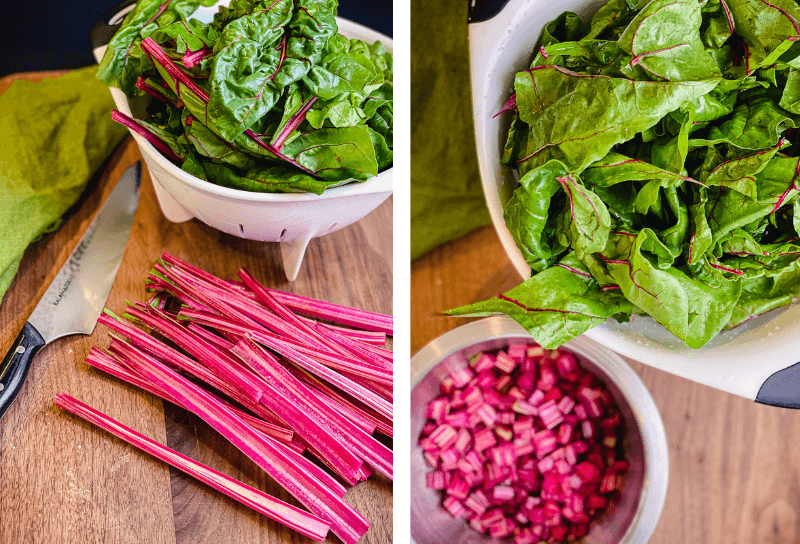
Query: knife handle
0 322 45 421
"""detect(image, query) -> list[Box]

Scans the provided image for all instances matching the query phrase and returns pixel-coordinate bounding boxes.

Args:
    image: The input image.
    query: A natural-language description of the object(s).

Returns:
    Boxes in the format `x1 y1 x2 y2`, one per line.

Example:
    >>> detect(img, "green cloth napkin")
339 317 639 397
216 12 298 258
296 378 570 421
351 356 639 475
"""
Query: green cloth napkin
0 66 128 304
410 0 492 261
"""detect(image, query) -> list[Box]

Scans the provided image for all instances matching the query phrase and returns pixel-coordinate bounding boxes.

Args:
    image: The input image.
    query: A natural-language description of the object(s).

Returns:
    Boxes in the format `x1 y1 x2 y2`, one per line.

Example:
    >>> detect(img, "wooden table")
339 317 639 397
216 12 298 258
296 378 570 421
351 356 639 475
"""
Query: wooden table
0 72 392 544
412 225 800 544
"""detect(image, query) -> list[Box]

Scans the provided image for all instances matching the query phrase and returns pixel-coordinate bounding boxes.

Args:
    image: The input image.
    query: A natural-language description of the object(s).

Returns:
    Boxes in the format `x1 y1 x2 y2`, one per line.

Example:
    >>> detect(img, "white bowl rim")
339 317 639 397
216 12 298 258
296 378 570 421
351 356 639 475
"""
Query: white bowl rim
411 317 670 544
112 16 393 203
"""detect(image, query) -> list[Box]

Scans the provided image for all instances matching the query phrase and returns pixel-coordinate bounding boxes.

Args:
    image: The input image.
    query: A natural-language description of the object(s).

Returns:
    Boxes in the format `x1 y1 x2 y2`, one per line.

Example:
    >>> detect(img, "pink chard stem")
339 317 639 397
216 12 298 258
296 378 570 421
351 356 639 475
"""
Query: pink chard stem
116 341 371 544
183 46 213 69
232 337 394 480
139 38 317 176
54 394 331 542
159 252 393 335
238 267 350 357
111 110 183 163
272 96 319 149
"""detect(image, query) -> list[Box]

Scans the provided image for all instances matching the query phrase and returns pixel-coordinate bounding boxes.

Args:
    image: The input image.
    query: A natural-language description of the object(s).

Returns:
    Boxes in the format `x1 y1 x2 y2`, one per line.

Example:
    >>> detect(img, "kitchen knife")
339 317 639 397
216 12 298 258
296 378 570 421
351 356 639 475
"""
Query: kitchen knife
0 162 141 421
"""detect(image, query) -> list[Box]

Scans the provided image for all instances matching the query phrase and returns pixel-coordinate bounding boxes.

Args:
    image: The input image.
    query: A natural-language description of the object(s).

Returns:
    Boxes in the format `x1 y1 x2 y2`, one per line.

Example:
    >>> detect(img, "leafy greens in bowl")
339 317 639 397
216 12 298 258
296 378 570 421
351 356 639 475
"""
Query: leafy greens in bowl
98 0 393 195
452 0 800 349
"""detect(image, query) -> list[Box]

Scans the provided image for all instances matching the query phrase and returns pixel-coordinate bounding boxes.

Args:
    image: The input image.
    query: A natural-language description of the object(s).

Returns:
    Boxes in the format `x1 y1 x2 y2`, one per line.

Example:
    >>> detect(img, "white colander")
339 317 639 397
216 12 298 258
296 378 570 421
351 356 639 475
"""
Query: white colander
93 2 393 280
469 0 800 407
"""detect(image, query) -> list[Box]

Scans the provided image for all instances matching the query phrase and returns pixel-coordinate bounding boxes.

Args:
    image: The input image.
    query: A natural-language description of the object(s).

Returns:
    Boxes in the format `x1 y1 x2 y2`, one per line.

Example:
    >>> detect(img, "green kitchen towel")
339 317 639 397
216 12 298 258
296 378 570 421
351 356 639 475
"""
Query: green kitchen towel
0 65 128 305
411 0 492 261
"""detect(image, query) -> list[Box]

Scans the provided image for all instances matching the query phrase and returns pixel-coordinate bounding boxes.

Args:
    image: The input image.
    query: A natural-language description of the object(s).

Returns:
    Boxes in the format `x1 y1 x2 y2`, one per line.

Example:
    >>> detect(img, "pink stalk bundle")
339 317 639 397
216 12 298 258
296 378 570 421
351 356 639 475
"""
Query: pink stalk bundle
419 344 628 543
55 252 393 543
55 394 331 542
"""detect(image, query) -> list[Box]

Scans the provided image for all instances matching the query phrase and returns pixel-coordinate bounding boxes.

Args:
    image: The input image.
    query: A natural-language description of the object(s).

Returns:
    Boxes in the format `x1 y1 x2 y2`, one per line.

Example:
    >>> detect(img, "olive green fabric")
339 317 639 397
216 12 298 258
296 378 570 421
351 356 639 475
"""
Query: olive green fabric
0 66 128 304
411 0 492 260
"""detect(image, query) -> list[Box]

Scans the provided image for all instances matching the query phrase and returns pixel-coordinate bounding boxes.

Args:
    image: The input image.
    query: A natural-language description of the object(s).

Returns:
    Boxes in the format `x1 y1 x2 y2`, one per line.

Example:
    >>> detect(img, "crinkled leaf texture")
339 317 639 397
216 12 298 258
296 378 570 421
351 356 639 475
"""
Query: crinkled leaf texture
97 0 392 194
98 0 217 95
513 65 719 173
617 0 721 82
447 254 638 349
453 0 800 348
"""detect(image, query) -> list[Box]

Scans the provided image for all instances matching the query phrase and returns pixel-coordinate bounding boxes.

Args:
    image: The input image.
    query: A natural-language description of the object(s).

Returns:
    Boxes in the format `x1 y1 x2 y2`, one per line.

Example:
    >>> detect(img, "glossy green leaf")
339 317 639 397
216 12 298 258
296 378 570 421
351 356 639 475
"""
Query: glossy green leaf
99 0 391 194
98 0 215 95
617 0 721 82
281 126 378 181
706 155 800 241
779 68 800 113
554 172 612 259
503 160 572 272
702 141 787 198
446 253 637 349
726 0 800 71
453 0 800 348
513 65 719 173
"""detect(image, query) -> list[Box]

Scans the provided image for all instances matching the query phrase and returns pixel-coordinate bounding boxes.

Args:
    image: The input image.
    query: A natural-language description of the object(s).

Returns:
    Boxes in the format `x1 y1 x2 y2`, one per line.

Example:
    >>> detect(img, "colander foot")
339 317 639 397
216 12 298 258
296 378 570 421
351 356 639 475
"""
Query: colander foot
279 234 314 281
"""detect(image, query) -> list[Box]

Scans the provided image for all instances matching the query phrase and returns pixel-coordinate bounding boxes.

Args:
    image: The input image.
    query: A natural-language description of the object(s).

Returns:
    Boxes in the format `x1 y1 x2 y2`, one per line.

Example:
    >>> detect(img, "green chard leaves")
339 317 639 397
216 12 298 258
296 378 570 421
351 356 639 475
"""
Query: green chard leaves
97 0 392 194
456 0 800 348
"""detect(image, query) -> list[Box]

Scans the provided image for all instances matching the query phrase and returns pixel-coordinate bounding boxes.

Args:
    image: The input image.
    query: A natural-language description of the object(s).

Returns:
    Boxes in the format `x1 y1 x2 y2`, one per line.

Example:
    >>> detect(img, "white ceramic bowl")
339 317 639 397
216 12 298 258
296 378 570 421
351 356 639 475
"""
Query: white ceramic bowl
468 0 800 403
410 317 669 544
94 3 393 281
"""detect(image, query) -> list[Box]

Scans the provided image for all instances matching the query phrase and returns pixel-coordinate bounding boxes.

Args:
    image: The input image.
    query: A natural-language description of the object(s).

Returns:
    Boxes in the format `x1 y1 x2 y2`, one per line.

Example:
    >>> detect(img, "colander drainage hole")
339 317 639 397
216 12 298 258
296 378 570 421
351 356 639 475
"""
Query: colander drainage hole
279 229 287 241
239 224 245 234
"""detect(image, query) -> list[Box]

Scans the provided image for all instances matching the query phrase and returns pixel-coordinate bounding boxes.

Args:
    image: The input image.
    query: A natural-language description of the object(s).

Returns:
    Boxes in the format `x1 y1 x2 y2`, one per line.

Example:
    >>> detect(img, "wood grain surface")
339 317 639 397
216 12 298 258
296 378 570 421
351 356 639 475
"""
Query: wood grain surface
411 225 800 544
0 71 392 544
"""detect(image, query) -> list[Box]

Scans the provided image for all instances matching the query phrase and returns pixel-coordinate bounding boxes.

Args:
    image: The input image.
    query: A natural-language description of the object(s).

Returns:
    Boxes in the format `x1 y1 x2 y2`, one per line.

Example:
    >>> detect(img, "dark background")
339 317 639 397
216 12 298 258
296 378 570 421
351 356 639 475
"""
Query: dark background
0 0 392 78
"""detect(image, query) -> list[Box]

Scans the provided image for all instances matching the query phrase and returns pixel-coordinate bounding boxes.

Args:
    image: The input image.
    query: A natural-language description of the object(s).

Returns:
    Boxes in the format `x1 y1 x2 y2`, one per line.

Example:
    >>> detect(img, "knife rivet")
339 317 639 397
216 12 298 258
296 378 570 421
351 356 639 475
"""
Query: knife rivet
16 346 25 355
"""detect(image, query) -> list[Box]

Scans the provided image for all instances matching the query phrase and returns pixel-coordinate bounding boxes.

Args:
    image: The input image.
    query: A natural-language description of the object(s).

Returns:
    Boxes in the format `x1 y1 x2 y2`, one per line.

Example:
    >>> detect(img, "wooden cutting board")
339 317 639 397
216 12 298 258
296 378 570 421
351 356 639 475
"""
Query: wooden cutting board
0 71 392 544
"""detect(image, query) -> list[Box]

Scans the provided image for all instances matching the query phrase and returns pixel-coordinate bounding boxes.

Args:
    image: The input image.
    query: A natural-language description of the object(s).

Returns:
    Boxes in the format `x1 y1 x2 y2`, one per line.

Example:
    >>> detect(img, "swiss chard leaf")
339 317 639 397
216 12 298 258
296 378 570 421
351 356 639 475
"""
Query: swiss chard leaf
672 262 742 347
554 172 612 259
367 128 393 171
726 0 800 71
303 51 377 101
650 106 694 173
206 0 294 141
455 0 800 348
727 258 800 327
617 0 721 82
599 231 741 346
585 0 637 41
688 187 714 264
98 0 215 95
150 18 218 56
693 93 798 150
281 126 378 181
701 140 788 198
513 65 719 173
779 68 800 113
582 152 695 186
706 154 800 241
102 0 392 194
367 104 393 148
502 160 573 272
501 114 528 165
702 0 735 50
204 161 343 194
182 113 257 171
599 230 690 338
446 253 637 349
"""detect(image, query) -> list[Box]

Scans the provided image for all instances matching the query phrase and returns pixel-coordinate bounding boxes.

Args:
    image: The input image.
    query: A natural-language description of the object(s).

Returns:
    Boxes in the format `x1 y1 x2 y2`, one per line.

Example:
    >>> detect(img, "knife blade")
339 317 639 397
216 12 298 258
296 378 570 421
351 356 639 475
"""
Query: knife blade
0 162 141 421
